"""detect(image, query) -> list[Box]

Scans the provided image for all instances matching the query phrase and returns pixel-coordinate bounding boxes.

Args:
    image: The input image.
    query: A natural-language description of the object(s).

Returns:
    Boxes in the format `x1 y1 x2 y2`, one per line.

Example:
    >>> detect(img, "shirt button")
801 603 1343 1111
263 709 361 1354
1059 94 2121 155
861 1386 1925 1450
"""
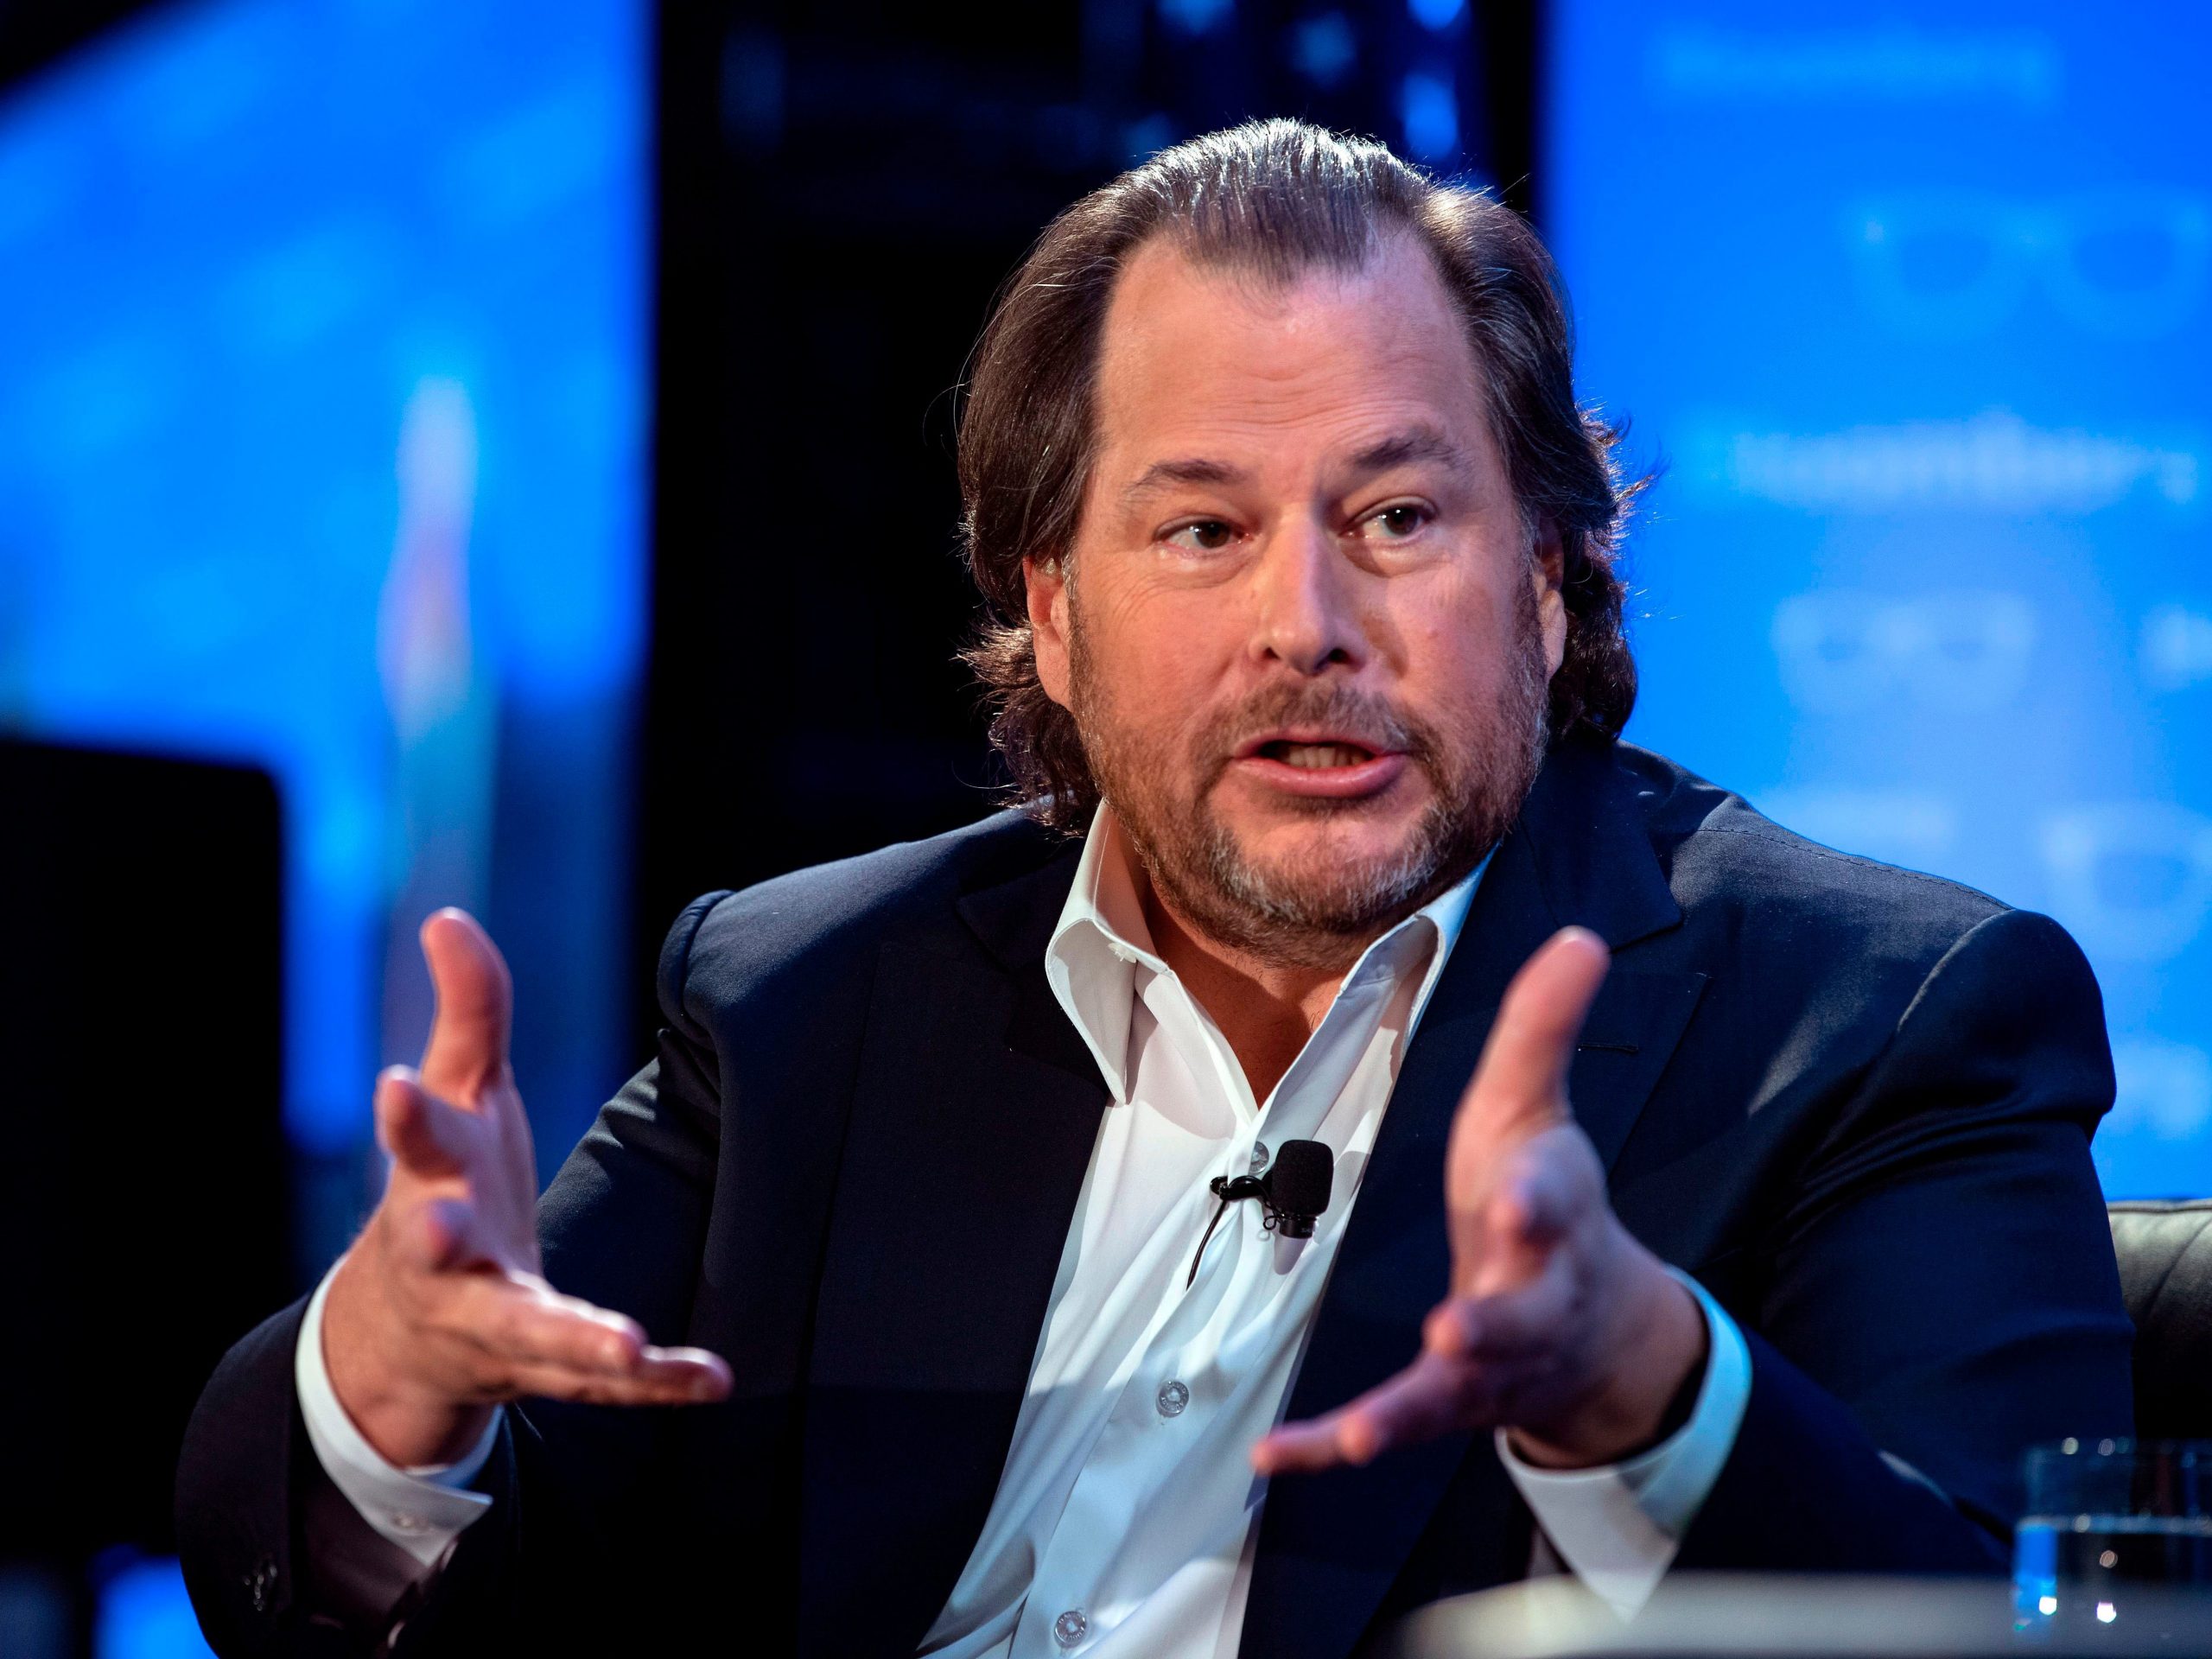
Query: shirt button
390 1513 426 1533
1054 1609 1089 1648
1250 1141 1270 1173
1156 1379 1190 1419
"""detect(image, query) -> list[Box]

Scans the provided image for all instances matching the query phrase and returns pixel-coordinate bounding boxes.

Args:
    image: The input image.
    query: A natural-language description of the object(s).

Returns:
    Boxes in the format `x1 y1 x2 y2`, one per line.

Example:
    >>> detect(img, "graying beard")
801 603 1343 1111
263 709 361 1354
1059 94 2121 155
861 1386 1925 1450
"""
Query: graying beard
1130 640 1551 969
1200 800 1456 940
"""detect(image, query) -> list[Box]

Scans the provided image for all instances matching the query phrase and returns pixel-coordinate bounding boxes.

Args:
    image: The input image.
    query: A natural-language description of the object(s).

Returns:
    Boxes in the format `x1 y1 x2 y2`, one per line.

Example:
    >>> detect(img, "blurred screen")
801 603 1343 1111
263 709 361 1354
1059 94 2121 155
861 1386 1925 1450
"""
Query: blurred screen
1547 3 2212 1196
0 0 647 1185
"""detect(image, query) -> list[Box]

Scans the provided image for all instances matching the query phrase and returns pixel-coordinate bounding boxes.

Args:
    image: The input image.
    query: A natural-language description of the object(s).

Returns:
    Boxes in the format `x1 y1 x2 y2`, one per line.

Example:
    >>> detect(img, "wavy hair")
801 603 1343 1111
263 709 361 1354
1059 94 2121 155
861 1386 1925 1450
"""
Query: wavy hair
958 118 1642 831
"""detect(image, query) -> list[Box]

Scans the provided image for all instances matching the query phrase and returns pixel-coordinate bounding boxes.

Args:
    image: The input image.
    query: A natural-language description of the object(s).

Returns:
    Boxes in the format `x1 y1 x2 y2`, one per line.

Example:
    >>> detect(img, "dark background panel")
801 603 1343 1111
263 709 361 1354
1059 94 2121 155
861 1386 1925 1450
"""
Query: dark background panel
0 0 153 86
0 740 288 1559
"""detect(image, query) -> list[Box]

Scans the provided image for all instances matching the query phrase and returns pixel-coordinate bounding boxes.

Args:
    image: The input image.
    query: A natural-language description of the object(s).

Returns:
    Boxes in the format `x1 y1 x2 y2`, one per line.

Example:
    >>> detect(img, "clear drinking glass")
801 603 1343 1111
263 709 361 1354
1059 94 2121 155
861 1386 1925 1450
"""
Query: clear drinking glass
2015 1440 2212 1630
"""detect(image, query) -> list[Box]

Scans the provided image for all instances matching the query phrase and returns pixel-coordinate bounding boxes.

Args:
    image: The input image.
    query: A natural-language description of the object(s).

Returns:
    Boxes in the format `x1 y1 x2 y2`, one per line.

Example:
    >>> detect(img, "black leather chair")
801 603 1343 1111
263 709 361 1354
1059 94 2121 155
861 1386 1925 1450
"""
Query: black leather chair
2107 1199 2212 1440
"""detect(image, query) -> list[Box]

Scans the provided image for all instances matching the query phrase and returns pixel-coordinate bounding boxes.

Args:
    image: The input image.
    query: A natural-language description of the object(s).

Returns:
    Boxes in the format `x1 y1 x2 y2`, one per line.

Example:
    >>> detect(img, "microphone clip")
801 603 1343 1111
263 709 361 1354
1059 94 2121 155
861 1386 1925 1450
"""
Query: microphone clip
1188 1142 1334 1287
1204 1172 1317 1240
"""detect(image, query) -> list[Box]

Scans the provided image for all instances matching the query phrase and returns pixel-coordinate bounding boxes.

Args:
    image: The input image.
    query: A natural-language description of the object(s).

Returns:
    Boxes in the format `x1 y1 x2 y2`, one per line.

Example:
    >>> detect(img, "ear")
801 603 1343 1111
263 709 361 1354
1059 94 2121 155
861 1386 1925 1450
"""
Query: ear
1026 554 1075 709
1530 518 1568 679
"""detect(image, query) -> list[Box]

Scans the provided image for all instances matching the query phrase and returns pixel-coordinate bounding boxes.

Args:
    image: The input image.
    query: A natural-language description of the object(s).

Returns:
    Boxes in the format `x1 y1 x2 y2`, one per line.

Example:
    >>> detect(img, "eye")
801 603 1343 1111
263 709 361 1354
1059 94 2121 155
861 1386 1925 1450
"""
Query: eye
1163 518 1236 552
1364 503 1432 541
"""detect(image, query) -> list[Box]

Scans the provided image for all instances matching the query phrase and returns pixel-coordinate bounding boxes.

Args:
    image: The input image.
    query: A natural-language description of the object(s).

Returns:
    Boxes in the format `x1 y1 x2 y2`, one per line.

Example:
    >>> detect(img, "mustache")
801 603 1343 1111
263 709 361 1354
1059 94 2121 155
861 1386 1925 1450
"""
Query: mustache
1194 683 1434 769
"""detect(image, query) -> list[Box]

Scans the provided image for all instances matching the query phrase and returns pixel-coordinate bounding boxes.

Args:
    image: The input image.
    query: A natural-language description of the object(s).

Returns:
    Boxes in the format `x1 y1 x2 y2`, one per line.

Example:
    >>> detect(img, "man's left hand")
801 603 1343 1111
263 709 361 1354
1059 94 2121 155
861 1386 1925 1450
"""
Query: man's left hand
1253 927 1707 1476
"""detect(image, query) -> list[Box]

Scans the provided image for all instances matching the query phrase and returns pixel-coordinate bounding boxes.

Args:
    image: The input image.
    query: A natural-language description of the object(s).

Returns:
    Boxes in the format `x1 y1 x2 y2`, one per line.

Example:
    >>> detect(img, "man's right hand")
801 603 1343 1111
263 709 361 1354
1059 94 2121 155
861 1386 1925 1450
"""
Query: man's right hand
322 908 733 1469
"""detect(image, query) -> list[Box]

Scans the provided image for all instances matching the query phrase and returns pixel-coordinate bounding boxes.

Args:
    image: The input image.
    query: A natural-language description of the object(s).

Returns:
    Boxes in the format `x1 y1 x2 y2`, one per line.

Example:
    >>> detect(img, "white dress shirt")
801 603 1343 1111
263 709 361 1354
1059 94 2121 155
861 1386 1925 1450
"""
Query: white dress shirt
296 807 1751 1644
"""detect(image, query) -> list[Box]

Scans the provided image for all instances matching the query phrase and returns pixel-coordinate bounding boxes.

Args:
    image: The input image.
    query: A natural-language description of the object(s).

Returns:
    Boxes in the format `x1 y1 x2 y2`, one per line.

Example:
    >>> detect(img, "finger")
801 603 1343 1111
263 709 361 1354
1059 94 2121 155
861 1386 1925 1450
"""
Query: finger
394 1195 501 1274
1465 1132 1589 1284
1448 1128 1602 1301
1252 1353 1486 1475
462 1277 734 1396
503 1350 732 1407
474 1279 657 1376
1464 927 1610 1125
467 1280 735 1402
1332 1353 1492 1460
1491 1137 1582 1252
1446 932 1609 1233
375 1067 476 1179
635 1343 734 1397
1250 1406 1370 1476
1427 1249 1577 1360
419 908 514 1102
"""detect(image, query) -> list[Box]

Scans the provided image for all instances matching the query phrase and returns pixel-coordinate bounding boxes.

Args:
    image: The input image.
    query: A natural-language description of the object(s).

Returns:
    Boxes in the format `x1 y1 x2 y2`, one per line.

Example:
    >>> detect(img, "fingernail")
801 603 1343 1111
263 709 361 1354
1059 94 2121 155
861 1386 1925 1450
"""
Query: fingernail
1343 1421 1380 1465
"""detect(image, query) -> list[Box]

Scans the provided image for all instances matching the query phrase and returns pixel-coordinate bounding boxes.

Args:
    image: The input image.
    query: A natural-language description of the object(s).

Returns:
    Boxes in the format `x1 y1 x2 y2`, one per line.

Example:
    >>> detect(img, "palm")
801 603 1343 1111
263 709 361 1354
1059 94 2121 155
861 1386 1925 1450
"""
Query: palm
323 909 730 1466
1254 927 1686 1473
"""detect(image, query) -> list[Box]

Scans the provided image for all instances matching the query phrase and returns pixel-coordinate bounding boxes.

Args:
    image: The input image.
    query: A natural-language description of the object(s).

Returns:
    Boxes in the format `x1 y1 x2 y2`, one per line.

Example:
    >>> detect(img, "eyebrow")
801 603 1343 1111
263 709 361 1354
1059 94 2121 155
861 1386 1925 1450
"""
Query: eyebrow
1345 426 1472 477
1121 455 1246 507
1118 425 1471 510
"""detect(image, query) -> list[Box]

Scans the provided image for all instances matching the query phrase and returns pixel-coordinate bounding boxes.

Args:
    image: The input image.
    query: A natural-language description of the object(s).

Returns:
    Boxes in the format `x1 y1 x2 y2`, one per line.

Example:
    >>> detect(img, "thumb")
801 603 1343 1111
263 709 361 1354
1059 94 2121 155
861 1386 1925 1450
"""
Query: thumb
1446 927 1608 1198
418 907 513 1103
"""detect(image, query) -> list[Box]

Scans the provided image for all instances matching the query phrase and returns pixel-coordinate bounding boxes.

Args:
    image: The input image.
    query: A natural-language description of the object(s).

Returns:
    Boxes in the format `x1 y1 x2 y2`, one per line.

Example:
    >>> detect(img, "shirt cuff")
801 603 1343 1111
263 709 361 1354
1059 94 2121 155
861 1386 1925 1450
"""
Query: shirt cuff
1497 1266 1752 1618
295 1265 499 1572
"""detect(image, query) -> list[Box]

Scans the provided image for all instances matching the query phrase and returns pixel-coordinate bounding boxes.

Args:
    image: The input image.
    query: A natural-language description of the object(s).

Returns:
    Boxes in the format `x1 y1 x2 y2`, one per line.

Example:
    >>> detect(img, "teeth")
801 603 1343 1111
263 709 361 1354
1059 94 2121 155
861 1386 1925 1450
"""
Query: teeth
1279 743 1368 769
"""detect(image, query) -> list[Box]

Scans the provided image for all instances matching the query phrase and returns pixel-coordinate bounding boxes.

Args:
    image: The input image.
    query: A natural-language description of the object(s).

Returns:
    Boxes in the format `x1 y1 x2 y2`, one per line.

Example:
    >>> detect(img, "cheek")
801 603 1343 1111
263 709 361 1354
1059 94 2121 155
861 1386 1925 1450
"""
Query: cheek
1078 571 1236 713
1380 579 1539 747
1397 573 1522 702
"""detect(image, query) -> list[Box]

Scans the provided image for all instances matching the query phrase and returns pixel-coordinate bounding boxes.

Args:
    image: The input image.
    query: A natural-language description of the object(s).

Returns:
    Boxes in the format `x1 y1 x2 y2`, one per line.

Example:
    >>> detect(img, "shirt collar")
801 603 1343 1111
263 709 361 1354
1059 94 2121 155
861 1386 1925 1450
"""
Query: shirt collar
1044 805 1484 1106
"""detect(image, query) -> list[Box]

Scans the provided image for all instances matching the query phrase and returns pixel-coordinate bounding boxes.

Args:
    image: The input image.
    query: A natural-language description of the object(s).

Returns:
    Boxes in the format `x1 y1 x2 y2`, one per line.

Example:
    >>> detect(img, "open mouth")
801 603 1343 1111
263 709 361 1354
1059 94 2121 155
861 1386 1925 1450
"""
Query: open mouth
1254 740 1379 771
1230 723 1410 799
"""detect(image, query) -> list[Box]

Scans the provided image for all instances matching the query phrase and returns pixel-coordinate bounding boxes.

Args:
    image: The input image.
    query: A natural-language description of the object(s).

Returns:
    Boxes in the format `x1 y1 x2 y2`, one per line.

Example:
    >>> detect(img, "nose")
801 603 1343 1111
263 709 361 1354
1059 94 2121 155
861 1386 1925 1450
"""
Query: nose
1250 515 1365 677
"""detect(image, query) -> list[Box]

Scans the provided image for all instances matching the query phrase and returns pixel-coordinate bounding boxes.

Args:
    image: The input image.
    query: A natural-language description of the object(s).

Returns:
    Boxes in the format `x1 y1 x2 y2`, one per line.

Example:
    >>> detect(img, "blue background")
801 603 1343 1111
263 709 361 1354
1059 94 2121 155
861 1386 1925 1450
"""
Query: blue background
0 2 644 1649
0 0 646 1180
1546 2 2212 1198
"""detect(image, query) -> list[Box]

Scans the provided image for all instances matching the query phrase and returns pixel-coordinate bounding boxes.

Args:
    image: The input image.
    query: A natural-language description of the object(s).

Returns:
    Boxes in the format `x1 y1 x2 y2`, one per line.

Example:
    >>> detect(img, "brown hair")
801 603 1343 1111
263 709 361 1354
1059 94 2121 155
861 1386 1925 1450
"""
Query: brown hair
958 118 1641 831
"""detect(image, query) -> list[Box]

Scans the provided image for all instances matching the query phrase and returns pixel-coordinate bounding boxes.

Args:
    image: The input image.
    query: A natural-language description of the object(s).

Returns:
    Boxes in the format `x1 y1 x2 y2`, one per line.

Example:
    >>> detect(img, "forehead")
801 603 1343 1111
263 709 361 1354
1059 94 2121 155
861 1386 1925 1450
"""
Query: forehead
1090 232 1490 471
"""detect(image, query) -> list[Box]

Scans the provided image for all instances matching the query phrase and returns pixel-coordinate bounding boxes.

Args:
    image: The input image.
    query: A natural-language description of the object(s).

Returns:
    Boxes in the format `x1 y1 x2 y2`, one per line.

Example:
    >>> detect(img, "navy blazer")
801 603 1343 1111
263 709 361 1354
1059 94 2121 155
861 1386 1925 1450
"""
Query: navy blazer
176 732 2135 1656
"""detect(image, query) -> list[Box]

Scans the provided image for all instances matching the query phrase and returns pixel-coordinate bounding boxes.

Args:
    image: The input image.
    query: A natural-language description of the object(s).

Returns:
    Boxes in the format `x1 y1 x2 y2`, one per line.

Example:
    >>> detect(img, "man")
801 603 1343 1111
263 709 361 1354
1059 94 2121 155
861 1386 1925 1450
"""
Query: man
178 121 2133 1657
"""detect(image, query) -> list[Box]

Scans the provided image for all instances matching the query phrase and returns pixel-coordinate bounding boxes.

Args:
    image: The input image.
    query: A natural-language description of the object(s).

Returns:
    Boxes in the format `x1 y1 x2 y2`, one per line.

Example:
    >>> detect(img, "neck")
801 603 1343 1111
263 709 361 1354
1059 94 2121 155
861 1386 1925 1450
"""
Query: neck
1137 879 1363 1104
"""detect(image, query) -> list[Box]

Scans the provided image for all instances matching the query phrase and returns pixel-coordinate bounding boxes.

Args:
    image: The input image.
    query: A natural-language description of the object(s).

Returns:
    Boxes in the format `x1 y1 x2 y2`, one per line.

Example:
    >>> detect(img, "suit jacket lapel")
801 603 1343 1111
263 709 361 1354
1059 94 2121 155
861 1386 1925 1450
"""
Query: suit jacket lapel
796 845 1109 1659
1243 734 1703 1659
1516 734 1705 1172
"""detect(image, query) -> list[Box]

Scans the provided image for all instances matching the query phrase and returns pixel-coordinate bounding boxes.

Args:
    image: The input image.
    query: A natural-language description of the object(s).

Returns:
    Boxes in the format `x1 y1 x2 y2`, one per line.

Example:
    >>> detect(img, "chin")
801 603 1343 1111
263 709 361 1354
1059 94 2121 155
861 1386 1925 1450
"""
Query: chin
1230 798 1427 866
1230 821 1437 905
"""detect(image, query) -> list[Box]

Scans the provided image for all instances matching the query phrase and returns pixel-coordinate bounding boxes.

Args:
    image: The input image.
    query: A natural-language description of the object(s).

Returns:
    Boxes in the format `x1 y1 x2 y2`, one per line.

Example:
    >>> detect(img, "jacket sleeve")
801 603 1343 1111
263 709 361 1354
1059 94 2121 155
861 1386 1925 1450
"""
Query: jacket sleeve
1674 906 2136 1573
175 892 733 1656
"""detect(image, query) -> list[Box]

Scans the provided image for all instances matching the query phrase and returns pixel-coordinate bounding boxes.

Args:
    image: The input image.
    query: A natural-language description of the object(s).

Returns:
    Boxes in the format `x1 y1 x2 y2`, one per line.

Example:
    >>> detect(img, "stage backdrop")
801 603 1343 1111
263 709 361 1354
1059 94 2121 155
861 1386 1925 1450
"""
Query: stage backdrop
0 0 647 1221
1547 0 2212 1198
0 0 644 1645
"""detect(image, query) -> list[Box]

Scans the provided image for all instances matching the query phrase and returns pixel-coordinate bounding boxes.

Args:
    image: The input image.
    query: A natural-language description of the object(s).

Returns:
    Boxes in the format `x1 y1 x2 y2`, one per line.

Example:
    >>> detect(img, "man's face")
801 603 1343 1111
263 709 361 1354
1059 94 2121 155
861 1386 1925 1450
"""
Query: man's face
1026 234 1567 967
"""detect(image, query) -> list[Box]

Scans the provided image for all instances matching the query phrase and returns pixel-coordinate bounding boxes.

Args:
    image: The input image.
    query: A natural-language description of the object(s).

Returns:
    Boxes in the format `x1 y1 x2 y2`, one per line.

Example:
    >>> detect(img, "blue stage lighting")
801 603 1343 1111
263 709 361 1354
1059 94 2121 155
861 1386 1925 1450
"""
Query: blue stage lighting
1548 2 2212 1198
0 0 646 1168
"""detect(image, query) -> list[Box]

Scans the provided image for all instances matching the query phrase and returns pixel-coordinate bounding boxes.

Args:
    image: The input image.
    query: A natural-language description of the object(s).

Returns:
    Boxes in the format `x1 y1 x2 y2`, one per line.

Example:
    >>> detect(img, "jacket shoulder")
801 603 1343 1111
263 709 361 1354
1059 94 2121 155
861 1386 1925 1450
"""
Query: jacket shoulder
1612 741 2026 966
1602 742 2109 1168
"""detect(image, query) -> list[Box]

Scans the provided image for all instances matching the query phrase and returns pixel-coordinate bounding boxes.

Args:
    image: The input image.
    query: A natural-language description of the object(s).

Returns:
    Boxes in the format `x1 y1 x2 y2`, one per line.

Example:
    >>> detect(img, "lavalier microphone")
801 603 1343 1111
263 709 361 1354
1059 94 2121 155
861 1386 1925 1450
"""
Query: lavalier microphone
1185 1138 1335 1287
